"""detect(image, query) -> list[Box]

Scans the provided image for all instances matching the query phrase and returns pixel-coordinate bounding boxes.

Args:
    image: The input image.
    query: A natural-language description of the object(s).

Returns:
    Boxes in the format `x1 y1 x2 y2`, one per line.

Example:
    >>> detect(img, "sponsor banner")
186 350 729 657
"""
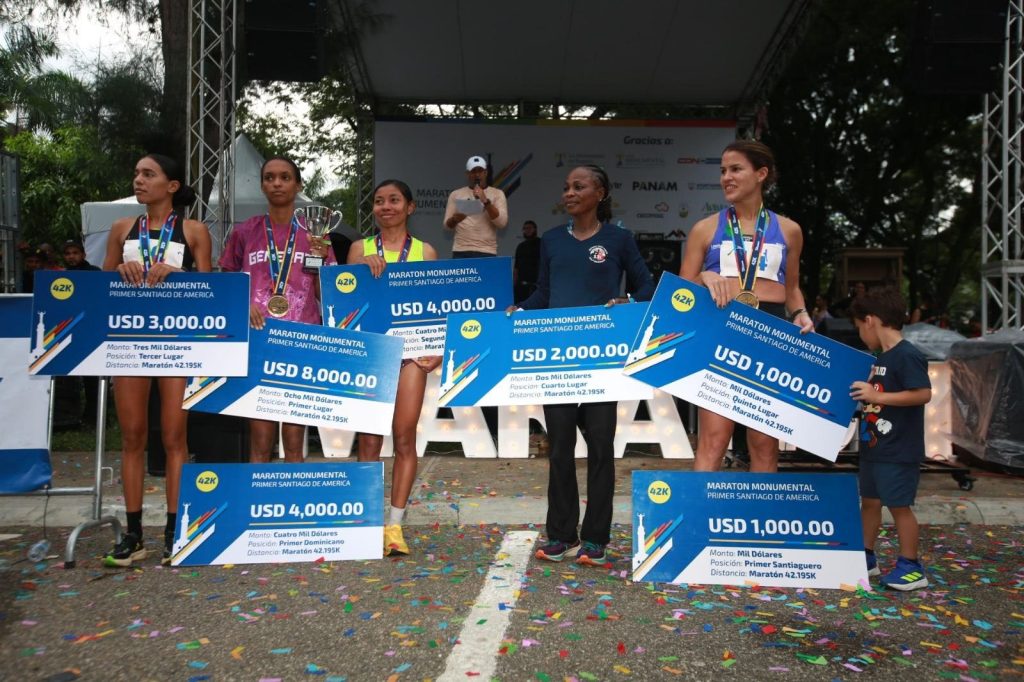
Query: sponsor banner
623 273 873 461
374 120 735 255
0 295 51 493
28 271 250 377
183 319 402 435
439 304 653 407
319 257 513 360
172 462 384 566
632 471 867 589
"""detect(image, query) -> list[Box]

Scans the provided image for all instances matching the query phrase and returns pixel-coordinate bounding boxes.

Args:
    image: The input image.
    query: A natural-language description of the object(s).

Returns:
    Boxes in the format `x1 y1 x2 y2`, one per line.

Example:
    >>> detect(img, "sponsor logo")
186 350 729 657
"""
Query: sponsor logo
647 480 671 504
623 135 673 145
677 157 720 165
554 152 607 168
687 182 720 190
671 288 696 313
50 277 74 300
196 470 219 493
335 271 357 294
632 180 678 192
679 203 690 219
703 202 730 214
616 153 666 169
460 319 482 339
655 202 670 213
588 245 609 263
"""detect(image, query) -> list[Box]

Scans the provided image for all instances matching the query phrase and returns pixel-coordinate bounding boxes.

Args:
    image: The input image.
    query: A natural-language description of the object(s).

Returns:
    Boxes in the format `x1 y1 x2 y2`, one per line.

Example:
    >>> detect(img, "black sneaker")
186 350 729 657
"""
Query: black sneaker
103 532 147 567
162 534 173 566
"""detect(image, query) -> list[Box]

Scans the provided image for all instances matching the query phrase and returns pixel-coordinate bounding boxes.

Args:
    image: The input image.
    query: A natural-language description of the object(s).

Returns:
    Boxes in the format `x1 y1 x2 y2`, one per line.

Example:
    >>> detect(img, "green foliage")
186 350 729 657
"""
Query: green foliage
4 126 129 244
762 0 980 320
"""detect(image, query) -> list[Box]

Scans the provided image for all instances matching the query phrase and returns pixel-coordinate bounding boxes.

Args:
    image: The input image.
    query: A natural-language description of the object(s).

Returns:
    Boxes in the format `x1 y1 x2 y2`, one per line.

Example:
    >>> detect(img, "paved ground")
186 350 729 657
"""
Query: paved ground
0 523 1021 681
1 451 1022 680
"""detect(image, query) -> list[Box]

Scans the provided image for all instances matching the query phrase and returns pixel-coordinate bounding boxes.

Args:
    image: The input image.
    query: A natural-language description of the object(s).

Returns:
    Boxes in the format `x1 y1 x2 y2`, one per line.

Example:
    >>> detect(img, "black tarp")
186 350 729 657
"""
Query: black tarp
949 329 1024 473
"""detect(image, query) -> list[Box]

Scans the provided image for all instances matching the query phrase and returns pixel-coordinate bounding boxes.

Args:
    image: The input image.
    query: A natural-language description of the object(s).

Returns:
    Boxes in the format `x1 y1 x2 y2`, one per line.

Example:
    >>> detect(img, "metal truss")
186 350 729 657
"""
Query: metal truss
0 152 19 292
187 0 237 246
982 0 1024 330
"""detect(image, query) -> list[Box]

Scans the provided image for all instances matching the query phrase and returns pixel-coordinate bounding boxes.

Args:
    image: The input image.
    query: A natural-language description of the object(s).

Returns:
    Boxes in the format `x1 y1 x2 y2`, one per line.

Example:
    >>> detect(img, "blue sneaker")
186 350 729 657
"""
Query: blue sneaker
866 551 880 577
536 539 579 562
882 556 929 591
575 541 607 566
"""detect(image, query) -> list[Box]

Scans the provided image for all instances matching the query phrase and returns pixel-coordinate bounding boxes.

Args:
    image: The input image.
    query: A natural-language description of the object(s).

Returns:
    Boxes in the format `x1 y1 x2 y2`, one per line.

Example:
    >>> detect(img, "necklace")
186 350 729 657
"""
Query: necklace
568 218 602 239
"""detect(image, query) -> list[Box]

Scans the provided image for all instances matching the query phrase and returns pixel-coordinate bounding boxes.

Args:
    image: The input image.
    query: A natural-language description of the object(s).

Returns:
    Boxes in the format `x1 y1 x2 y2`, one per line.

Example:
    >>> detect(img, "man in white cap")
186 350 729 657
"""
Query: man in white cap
443 155 509 258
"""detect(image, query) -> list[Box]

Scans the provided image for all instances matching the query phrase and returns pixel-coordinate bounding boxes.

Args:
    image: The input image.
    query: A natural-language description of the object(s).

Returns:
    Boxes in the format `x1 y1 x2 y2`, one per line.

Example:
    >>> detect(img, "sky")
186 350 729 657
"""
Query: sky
24 5 343 193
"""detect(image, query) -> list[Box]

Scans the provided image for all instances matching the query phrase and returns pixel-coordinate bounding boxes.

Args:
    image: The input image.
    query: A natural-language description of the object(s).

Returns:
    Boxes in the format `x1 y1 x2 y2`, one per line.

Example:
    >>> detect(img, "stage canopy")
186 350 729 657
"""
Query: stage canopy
338 0 812 115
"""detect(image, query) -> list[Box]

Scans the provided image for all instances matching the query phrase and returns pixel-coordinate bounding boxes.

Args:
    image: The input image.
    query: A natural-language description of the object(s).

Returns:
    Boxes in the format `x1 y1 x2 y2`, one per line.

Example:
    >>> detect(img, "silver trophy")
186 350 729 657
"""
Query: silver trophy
295 205 343 271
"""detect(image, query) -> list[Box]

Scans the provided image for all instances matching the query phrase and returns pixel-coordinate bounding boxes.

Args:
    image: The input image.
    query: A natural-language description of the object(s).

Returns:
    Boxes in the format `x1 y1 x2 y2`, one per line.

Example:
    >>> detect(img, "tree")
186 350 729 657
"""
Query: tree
761 0 981 323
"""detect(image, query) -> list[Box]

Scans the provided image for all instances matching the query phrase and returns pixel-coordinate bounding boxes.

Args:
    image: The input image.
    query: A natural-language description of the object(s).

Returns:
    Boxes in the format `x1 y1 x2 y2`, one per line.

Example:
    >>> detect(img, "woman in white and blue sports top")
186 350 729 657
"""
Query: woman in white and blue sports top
101 154 212 567
346 179 440 557
680 140 814 473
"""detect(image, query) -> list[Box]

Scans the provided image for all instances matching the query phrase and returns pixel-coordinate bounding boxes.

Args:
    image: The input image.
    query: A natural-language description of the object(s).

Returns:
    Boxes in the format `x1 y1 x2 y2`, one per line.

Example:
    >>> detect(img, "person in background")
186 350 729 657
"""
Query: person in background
102 153 212 567
515 164 654 566
60 239 102 426
21 248 44 293
443 155 508 258
219 156 333 463
513 219 541 303
62 239 100 271
347 179 440 557
812 293 832 330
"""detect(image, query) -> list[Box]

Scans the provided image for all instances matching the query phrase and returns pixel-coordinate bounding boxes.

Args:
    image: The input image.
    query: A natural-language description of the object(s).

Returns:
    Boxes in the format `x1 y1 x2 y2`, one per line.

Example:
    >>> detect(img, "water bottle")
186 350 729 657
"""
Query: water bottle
27 539 51 563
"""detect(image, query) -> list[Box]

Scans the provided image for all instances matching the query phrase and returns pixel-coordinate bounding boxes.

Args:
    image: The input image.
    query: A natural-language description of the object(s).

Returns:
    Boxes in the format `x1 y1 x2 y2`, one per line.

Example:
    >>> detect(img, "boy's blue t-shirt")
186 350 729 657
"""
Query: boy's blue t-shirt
859 339 931 463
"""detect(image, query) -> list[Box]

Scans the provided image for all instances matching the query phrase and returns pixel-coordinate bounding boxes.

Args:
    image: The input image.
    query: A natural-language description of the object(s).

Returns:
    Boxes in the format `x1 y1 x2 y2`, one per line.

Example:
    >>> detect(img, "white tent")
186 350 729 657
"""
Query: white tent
79 134 317 267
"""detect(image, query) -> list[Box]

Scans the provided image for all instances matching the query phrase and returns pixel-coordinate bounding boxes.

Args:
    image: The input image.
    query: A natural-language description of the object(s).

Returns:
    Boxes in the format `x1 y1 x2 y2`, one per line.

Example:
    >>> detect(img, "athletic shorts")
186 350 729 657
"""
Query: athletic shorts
858 459 921 507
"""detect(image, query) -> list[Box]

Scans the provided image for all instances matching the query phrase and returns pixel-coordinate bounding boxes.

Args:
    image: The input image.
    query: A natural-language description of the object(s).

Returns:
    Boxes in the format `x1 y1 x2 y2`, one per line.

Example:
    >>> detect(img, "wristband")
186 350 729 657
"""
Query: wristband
789 307 807 320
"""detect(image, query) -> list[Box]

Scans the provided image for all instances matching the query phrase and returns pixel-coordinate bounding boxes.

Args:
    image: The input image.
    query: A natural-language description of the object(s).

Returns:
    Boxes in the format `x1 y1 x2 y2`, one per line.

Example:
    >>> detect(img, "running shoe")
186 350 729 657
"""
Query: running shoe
882 556 929 591
575 541 607 566
384 524 410 556
103 532 147 568
162 533 173 566
535 539 580 562
866 550 880 577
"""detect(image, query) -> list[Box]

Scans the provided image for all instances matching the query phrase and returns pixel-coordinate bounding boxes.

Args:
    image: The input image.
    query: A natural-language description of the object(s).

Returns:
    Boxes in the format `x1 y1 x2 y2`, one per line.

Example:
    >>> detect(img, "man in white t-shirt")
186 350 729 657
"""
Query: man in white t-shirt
443 155 509 258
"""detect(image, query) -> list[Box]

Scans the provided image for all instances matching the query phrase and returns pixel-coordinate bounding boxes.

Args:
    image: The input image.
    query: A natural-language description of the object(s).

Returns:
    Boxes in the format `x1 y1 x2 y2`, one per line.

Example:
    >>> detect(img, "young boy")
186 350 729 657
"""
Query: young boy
849 288 932 591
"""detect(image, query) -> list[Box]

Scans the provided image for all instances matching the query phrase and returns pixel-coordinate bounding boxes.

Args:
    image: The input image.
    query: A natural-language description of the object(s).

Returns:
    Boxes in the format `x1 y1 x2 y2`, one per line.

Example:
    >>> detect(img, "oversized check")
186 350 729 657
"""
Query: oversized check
0 295 51 493
183 318 402 435
623 274 873 461
632 471 867 589
438 304 653 407
28 271 250 376
171 462 384 566
319 257 513 359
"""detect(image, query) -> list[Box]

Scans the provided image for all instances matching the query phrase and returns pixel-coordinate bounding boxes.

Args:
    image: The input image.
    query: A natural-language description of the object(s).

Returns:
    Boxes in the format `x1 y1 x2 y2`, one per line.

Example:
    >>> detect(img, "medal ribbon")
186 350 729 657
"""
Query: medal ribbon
264 214 300 296
375 232 413 263
138 212 177 275
726 205 769 292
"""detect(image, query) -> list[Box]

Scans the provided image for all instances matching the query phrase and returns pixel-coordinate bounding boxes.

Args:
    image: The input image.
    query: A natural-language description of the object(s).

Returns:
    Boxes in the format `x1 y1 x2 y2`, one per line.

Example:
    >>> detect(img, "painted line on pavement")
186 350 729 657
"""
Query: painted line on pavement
436 529 538 681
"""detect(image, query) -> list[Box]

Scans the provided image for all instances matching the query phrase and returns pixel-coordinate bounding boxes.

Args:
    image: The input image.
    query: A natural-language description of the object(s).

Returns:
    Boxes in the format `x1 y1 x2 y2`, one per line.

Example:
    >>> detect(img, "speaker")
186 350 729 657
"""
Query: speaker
636 239 682 287
243 0 325 82
907 0 1007 95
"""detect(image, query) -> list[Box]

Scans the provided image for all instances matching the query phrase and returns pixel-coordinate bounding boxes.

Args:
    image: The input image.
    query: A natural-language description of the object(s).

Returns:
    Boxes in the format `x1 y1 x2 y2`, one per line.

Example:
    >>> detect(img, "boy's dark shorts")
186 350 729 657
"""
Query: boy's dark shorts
858 459 920 507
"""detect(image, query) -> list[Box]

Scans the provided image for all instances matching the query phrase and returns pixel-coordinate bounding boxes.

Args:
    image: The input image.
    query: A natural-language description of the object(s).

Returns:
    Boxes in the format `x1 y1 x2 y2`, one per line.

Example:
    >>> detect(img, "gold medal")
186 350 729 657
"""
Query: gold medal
267 294 290 317
735 290 760 308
